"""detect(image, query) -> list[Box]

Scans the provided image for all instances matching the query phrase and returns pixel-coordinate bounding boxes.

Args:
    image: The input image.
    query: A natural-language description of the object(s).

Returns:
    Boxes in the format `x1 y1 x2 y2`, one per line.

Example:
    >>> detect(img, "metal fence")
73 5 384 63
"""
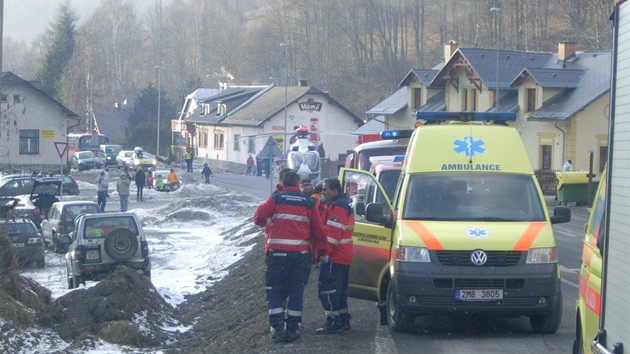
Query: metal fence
534 169 558 196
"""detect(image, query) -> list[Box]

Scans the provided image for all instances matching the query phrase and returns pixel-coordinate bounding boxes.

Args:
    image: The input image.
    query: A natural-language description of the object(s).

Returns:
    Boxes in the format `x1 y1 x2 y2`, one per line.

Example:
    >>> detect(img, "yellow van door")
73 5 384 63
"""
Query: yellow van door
341 168 394 302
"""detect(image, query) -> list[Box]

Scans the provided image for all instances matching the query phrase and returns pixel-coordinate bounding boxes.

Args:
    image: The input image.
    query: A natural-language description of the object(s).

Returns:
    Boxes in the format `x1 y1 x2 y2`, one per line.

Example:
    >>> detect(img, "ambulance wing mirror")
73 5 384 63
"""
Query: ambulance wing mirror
354 201 366 217
550 206 571 224
365 202 392 227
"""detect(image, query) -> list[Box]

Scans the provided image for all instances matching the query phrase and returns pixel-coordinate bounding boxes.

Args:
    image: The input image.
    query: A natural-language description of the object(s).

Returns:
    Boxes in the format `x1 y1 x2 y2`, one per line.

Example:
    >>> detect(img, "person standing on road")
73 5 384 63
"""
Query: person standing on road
254 171 329 343
96 172 108 212
316 178 355 334
201 163 214 184
185 148 194 172
246 155 255 175
117 173 131 212
256 154 263 176
562 159 573 171
103 167 111 197
135 167 146 201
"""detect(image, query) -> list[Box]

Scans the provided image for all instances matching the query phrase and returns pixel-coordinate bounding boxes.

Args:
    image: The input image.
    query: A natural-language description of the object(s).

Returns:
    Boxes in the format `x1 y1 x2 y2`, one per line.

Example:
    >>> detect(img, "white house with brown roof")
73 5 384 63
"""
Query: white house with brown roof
0 72 80 172
175 84 362 167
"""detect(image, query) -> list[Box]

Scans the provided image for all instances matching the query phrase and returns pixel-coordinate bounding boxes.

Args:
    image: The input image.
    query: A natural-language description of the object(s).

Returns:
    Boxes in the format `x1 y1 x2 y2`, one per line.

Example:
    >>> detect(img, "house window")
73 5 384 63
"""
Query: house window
20 130 39 154
13 94 21 103
599 145 608 173
412 88 422 110
461 88 477 111
1 95 7 103
201 132 208 148
234 134 240 151
214 131 224 150
527 88 536 112
248 136 256 153
218 104 227 116
540 144 552 170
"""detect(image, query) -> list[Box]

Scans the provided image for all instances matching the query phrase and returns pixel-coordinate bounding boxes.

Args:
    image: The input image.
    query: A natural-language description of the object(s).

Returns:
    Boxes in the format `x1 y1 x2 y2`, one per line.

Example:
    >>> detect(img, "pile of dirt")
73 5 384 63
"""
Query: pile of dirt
36 266 188 348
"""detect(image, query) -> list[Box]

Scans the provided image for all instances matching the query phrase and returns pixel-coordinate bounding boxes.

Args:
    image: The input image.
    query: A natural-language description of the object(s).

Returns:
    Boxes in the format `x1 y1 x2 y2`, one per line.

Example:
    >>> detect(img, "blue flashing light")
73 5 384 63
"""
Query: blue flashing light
416 111 516 122
380 130 414 140
393 155 405 162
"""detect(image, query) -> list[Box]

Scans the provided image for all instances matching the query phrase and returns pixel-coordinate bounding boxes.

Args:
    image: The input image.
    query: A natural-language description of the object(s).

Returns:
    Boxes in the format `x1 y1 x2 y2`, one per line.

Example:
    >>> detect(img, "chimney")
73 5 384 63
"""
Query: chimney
558 41 577 61
444 40 458 61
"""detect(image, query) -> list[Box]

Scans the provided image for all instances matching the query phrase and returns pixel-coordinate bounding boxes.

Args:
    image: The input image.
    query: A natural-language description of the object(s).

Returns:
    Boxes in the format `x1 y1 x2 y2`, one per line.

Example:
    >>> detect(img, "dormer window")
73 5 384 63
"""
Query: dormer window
13 94 21 103
1 94 7 103
412 88 422 109
199 103 210 116
461 88 477 111
218 103 227 116
526 88 536 112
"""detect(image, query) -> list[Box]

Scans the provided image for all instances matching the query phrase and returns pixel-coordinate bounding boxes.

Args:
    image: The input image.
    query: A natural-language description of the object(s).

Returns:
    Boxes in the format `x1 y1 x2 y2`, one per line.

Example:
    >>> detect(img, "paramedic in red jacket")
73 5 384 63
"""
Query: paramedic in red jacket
254 171 328 343
316 177 355 334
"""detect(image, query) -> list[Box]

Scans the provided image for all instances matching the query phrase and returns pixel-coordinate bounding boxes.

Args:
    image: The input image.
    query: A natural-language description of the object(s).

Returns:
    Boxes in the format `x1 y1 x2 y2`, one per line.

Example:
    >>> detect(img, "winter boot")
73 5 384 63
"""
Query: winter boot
270 323 286 343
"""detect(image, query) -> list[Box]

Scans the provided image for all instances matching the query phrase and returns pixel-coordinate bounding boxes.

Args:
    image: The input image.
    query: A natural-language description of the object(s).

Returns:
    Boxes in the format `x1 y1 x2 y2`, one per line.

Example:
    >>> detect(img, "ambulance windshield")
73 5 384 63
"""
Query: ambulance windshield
402 173 546 221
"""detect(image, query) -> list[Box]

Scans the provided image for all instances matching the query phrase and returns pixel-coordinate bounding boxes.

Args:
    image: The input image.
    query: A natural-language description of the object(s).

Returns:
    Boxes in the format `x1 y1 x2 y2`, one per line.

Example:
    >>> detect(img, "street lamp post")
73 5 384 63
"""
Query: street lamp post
280 43 289 150
155 65 161 157
491 7 501 113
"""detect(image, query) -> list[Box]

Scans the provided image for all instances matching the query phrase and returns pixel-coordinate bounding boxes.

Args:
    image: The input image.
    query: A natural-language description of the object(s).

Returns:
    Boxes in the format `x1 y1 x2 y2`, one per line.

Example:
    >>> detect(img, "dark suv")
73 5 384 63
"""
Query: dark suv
63 212 151 289
0 174 79 196
0 217 45 268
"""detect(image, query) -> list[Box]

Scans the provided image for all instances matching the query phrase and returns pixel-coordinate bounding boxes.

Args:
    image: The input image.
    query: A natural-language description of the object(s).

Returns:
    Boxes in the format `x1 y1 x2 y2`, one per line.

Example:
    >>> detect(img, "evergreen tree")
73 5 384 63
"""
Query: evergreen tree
37 3 77 100
123 83 176 156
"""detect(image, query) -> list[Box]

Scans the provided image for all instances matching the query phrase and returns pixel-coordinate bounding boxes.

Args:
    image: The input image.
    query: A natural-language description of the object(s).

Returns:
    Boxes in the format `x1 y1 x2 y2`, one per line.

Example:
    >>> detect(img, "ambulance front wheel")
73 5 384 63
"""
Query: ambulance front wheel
529 289 563 334
386 279 415 332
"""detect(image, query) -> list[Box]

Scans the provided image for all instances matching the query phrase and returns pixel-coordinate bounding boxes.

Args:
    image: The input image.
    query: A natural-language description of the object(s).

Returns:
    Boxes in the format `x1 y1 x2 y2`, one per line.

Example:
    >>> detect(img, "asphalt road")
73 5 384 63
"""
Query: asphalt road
209 171 589 353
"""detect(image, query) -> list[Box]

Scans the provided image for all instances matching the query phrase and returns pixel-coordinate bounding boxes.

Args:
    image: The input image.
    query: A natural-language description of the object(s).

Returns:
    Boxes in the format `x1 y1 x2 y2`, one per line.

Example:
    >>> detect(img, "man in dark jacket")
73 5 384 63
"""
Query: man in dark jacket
135 167 146 202
254 171 328 343
201 163 214 184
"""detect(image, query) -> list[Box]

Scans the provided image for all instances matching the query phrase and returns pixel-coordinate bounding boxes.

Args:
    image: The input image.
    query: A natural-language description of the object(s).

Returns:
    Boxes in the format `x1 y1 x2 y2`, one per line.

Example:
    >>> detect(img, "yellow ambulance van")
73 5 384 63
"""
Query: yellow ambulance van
340 116 571 333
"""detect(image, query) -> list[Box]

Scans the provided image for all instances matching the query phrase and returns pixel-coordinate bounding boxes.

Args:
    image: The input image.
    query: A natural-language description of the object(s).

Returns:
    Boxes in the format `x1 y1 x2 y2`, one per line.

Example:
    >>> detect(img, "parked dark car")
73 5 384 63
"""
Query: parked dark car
97 144 123 167
41 201 103 253
0 216 45 268
14 177 63 229
72 151 101 171
0 174 79 196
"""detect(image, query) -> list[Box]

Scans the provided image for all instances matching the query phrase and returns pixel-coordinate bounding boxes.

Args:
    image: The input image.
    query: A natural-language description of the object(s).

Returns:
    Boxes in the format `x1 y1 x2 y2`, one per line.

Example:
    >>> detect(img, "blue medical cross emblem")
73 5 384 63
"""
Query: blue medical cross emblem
466 227 489 238
454 136 486 156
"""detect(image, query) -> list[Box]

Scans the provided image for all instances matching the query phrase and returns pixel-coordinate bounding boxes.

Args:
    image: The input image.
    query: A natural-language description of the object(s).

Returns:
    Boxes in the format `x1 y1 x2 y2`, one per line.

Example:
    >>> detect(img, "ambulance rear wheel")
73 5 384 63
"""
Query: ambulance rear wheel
386 279 415 332
530 290 562 334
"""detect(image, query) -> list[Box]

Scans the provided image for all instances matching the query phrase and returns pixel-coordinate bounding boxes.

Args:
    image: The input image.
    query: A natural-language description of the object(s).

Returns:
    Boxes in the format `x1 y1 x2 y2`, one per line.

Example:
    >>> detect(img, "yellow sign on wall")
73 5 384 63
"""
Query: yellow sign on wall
41 130 56 138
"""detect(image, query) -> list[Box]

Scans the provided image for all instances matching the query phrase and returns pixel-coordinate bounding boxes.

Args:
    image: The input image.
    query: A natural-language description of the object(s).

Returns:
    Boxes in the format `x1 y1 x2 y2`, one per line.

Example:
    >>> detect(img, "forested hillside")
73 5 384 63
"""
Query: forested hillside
2 0 613 126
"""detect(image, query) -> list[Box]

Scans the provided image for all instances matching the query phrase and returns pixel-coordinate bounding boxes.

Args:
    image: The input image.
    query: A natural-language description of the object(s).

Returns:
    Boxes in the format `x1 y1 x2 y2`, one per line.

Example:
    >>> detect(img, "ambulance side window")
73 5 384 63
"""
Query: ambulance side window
343 170 389 223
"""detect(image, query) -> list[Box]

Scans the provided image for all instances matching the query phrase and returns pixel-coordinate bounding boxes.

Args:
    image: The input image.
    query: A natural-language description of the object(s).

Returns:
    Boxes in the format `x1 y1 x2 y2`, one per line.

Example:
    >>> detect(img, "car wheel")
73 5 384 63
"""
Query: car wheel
104 228 138 261
66 268 80 289
387 278 415 332
530 290 563 334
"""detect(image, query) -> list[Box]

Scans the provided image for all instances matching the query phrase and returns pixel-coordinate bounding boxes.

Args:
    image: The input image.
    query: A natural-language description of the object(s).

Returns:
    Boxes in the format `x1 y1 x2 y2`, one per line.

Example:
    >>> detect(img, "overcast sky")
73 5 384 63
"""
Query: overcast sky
4 1 100 44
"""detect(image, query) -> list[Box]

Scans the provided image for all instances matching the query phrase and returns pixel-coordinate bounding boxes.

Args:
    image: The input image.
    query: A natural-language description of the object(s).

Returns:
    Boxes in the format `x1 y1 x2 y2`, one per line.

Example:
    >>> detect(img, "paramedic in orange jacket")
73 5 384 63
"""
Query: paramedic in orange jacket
254 171 328 343
316 177 355 334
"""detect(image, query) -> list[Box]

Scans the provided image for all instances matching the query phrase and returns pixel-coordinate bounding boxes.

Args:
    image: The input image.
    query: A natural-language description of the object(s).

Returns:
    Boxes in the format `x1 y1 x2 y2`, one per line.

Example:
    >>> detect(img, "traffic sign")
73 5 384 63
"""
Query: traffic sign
54 141 69 158
260 136 284 158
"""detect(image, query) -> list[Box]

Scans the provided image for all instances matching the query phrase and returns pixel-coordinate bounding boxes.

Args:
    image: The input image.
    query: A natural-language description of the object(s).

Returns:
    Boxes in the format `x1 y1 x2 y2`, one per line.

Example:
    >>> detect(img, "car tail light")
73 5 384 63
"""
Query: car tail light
74 247 84 260
33 207 41 216
28 237 43 244
141 241 149 256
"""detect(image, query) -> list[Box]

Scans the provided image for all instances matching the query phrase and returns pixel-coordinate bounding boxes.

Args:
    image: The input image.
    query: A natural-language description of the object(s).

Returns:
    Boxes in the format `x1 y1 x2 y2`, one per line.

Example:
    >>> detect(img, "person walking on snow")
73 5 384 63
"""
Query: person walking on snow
316 178 355 334
116 173 131 212
201 163 214 184
254 171 329 343
135 167 146 201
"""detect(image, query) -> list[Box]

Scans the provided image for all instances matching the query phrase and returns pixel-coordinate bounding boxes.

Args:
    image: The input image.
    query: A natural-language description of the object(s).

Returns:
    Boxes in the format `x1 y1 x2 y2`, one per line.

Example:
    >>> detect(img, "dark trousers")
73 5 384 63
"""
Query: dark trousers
186 160 193 172
137 185 144 200
318 262 351 325
97 191 107 212
266 250 311 331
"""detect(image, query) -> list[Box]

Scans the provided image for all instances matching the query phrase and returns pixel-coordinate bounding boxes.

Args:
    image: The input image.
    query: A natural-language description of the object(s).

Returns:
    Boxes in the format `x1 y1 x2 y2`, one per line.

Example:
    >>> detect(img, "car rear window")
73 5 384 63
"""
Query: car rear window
0 222 37 235
83 216 139 239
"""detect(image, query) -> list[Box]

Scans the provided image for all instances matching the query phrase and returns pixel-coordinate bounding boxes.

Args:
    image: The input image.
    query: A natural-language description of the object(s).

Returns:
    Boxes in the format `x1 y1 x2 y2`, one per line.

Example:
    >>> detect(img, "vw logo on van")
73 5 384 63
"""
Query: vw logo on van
470 250 488 265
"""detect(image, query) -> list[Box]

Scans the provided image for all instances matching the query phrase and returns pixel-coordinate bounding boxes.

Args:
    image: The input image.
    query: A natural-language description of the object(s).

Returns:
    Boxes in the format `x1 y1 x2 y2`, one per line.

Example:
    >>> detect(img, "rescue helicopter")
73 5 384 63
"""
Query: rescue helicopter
286 126 322 184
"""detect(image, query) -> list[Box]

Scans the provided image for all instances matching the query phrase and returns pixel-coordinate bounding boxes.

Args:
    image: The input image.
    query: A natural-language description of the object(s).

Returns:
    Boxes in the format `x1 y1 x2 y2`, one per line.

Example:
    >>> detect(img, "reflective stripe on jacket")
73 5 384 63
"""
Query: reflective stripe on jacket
254 186 327 254
320 195 355 265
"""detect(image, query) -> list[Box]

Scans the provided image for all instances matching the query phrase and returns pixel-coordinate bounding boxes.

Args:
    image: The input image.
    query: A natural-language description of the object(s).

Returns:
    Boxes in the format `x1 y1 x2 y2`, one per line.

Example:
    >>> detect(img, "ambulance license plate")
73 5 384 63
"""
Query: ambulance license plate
456 289 503 301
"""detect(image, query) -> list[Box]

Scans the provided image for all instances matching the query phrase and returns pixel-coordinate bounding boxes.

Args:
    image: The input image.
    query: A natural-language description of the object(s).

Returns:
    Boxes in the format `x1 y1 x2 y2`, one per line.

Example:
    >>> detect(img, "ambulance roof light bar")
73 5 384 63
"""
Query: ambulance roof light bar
380 130 414 140
416 111 516 124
